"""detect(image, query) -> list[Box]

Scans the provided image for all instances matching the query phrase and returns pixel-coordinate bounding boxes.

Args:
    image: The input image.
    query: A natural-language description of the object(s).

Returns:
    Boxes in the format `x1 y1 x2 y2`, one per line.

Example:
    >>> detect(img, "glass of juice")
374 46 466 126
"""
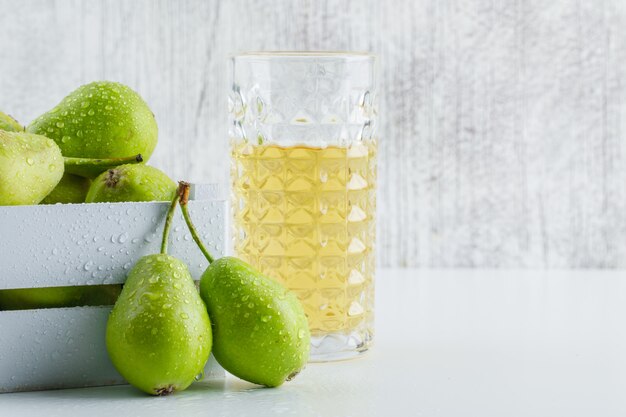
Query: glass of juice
229 52 378 361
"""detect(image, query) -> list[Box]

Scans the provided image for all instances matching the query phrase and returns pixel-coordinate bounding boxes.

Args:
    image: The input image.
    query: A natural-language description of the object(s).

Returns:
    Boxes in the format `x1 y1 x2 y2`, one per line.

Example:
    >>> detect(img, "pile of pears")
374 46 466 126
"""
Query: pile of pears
1 82 311 393
0 81 176 206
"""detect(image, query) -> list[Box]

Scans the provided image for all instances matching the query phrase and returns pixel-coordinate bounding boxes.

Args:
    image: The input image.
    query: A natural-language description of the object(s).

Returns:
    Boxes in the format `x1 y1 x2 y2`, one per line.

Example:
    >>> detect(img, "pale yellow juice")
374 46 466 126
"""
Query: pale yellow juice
231 140 377 335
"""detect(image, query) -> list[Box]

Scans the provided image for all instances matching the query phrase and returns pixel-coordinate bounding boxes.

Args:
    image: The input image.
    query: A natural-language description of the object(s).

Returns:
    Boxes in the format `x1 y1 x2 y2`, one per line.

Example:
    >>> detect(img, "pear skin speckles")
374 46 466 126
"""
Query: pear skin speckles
106 254 212 395
199 257 310 387
27 81 158 178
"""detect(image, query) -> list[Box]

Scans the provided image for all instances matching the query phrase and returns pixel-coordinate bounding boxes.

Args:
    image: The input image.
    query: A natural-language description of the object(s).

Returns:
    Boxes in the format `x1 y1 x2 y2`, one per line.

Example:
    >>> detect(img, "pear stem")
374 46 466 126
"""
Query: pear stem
160 191 180 255
63 154 143 167
177 181 215 264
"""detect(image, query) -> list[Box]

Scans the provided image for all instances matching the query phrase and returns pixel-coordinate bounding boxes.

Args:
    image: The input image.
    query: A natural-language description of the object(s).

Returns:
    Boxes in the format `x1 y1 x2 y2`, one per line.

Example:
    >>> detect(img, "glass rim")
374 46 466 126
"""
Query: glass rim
232 50 377 60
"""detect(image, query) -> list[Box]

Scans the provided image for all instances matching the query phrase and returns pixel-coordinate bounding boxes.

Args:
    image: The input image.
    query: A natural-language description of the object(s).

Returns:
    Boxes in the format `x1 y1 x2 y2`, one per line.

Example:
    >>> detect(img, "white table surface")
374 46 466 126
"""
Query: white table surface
1 269 625 417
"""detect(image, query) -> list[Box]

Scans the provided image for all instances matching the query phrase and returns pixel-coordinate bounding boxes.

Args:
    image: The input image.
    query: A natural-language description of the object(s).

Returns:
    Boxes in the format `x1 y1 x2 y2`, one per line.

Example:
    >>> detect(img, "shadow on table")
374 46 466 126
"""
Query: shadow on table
17 377 258 401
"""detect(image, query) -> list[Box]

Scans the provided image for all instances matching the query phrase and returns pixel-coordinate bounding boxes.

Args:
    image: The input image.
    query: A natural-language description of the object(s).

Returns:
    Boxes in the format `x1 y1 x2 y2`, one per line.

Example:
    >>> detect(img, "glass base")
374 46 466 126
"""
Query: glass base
308 328 374 362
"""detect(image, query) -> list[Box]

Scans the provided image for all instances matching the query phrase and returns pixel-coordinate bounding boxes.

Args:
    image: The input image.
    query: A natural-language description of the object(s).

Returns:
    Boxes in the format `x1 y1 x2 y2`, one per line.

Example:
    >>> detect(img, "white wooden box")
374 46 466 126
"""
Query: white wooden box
0 184 226 393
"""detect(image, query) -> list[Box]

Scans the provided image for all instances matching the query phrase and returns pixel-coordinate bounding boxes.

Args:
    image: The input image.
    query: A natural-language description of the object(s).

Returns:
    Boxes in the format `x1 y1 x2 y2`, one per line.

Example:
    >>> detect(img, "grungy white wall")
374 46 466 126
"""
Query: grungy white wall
1 0 625 267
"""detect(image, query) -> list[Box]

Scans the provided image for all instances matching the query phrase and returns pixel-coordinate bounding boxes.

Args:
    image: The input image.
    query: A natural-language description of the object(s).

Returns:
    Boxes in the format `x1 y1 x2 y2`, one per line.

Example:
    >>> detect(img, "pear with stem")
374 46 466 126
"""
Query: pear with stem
177 181 310 387
106 189 212 395
85 164 176 203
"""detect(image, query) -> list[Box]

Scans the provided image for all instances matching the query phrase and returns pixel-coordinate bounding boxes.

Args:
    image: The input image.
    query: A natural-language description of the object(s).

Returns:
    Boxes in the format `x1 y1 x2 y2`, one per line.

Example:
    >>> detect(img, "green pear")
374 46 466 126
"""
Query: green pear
106 193 212 395
41 173 91 204
200 257 310 386
0 130 64 205
85 164 176 203
27 81 158 178
177 182 310 387
0 111 23 132
0 285 121 310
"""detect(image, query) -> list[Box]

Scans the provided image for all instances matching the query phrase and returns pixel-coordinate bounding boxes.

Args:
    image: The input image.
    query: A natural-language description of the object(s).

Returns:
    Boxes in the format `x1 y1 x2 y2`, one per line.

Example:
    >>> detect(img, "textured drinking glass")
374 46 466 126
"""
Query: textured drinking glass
229 52 378 361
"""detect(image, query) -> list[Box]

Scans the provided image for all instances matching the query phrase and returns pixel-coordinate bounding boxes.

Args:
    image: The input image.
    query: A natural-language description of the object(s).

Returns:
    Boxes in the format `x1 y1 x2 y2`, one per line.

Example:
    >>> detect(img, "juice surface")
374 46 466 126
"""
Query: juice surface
231 140 377 335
